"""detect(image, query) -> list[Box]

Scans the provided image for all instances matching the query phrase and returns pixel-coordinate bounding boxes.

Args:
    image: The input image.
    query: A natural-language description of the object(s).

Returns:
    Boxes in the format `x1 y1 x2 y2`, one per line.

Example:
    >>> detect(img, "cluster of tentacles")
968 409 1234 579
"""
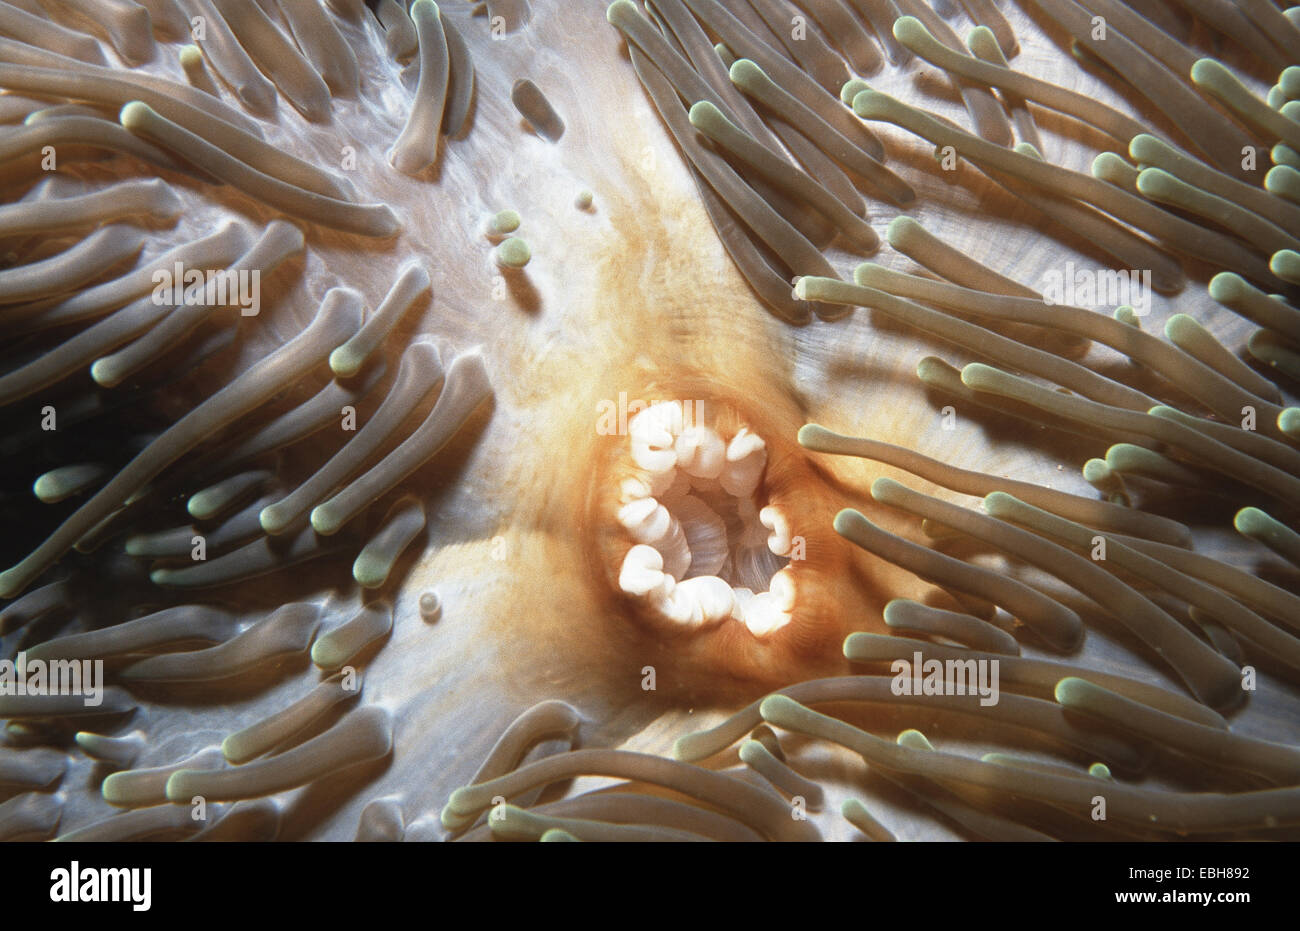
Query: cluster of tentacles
0 0 495 840
442 0 1300 842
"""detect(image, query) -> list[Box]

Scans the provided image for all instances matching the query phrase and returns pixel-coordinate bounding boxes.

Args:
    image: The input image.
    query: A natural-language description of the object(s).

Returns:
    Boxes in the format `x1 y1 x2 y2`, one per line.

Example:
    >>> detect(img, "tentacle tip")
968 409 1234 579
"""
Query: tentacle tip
163 771 192 803
758 693 797 722
495 237 531 269
831 508 863 536
796 423 827 447
329 346 362 379
310 507 340 536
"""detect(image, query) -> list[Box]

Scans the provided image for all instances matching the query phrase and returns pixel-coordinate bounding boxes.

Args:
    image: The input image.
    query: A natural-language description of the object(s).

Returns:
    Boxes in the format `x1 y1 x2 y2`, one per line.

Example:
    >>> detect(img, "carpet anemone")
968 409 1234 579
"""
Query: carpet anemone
0 0 1298 842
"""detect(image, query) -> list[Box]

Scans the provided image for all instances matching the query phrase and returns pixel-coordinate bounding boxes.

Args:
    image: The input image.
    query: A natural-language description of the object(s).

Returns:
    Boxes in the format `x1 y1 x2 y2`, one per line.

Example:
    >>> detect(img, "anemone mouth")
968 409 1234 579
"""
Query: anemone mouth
607 396 795 625
587 377 892 688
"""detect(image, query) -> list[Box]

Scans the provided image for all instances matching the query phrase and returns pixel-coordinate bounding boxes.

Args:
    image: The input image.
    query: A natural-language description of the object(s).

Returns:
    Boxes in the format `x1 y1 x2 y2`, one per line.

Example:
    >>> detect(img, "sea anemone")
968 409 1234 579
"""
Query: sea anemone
1 0 1298 842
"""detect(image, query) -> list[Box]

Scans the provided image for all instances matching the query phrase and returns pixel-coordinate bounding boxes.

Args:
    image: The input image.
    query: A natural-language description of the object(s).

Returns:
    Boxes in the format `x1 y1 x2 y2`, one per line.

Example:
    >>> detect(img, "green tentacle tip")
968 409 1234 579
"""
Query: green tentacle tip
982 490 1016 514
1053 675 1093 705
1082 458 1111 484
118 99 152 129
865 476 894 500
163 770 193 802
495 237 531 269
574 189 593 210
959 361 998 385
670 733 698 761
1105 443 1145 471
1189 58 1227 86
728 58 764 85
1273 143 1300 169
885 215 920 244
99 772 129 805
1270 249 1300 278
1233 506 1274 537
310 632 342 670
881 599 908 625
1207 271 1243 302
840 78 870 105
540 828 581 841
1278 408 1300 437
796 422 828 447
1281 66 1300 98
443 786 477 817
892 15 924 42
758 693 800 723
1128 133 1161 159
187 491 220 520
915 355 949 382
1266 166 1300 194
687 100 717 126
1089 762 1113 780
352 553 388 589
1164 313 1196 341
850 88 884 117
89 358 117 387
0 569 21 600
1114 305 1140 327
219 734 241 763
1092 151 1124 177
329 343 364 378
1134 166 1177 199
488 209 520 236
832 507 864 537
32 465 101 504
439 802 474 831
310 503 341 536
896 728 932 750
258 503 287 535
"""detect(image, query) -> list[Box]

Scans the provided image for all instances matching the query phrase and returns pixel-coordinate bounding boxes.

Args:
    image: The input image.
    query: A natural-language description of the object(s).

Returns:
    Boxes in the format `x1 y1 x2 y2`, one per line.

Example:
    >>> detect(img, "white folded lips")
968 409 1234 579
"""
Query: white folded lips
617 496 691 579
616 401 795 637
720 427 766 497
759 504 793 556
